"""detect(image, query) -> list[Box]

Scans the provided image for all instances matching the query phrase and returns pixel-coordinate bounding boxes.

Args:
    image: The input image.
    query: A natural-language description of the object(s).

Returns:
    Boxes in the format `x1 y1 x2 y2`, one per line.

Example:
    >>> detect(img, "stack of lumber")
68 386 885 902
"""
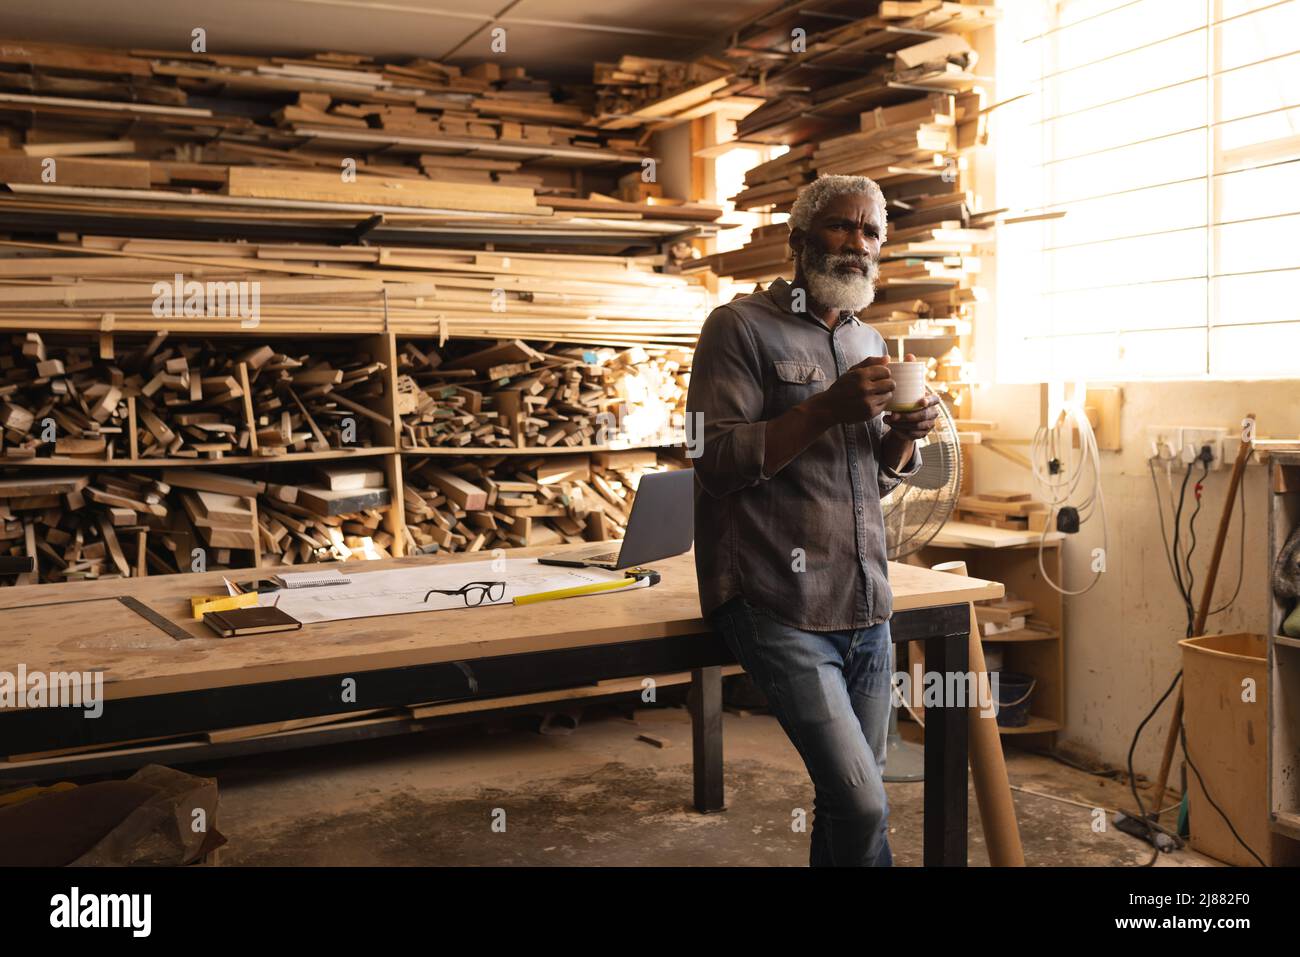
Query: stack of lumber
593 55 737 131
728 144 816 213
689 3 996 337
0 39 728 259
955 490 1050 532
402 449 673 554
0 42 616 161
687 223 791 283
0 235 710 347
0 332 387 461
0 465 394 585
725 1 999 84
730 13 989 144
395 339 687 450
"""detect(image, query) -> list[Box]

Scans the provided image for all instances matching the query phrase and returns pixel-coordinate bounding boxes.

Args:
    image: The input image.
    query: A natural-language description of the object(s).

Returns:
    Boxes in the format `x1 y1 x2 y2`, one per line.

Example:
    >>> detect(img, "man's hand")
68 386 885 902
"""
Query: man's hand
812 354 895 424
885 395 940 439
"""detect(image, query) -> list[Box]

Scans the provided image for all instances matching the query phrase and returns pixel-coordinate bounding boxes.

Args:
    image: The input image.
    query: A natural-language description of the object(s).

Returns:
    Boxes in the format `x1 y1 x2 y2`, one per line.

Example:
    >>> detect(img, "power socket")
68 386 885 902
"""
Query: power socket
1146 426 1180 461
1181 427 1227 469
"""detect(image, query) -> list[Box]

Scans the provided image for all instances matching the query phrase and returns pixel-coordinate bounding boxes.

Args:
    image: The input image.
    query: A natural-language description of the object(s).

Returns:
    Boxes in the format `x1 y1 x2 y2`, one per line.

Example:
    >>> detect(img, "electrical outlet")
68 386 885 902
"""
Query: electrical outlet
1146 426 1180 461
1181 427 1228 469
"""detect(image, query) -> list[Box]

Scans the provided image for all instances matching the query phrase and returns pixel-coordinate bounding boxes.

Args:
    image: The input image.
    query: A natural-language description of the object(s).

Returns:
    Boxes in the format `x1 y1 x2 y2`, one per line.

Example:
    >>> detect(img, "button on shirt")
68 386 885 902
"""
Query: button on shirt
687 277 924 631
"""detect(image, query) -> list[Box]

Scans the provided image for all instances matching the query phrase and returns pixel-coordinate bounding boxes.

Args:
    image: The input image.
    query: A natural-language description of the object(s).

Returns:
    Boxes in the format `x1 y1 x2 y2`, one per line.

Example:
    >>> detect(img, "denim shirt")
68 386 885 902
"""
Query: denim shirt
686 277 924 631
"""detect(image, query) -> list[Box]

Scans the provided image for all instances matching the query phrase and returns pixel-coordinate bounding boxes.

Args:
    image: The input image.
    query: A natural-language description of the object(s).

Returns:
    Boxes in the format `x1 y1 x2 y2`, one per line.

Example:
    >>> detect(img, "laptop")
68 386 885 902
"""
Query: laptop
537 468 694 570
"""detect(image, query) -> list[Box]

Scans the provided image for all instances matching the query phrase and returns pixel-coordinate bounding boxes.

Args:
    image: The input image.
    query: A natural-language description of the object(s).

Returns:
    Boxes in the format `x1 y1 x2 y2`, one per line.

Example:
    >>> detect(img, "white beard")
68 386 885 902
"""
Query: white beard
800 245 878 313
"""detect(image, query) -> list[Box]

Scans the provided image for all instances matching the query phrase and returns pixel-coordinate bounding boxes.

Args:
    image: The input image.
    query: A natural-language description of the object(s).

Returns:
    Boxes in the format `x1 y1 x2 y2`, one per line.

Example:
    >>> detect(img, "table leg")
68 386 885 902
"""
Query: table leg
923 629 970 866
688 665 725 813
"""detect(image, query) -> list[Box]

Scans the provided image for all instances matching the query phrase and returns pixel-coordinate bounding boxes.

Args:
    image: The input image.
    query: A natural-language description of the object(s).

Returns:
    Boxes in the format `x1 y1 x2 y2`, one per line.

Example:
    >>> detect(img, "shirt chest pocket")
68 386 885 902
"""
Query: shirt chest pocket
768 359 827 413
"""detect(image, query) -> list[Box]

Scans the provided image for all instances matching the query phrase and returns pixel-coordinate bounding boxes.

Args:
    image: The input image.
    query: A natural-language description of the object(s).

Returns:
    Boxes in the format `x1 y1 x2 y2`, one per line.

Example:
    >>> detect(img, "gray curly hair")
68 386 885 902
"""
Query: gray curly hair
788 174 888 240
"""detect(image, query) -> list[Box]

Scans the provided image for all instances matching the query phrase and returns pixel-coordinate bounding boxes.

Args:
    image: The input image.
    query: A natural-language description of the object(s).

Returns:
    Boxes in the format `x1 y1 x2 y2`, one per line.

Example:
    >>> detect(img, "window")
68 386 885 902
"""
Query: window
994 0 1300 380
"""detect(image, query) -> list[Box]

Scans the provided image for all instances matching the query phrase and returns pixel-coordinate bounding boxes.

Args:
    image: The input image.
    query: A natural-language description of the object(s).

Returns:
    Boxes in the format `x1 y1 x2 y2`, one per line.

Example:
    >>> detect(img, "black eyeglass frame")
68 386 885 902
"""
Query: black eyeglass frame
423 580 507 607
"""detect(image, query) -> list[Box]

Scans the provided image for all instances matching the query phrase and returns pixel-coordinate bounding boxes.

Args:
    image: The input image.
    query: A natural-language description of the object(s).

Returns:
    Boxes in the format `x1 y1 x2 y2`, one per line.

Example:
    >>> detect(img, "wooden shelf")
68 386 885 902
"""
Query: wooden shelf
1274 634 1300 651
1273 810 1300 842
998 716 1062 735
981 627 1058 643
0 448 397 469
931 524 1066 548
401 441 682 456
919 541 1066 746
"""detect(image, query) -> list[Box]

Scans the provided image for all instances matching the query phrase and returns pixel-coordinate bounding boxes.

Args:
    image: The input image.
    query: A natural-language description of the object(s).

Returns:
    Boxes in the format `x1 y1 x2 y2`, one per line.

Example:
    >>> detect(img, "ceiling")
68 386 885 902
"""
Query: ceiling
0 0 778 76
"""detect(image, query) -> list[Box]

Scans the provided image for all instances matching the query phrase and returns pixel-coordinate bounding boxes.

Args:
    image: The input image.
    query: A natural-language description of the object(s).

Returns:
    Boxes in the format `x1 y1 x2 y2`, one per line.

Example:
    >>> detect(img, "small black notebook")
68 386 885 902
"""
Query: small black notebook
203 605 302 638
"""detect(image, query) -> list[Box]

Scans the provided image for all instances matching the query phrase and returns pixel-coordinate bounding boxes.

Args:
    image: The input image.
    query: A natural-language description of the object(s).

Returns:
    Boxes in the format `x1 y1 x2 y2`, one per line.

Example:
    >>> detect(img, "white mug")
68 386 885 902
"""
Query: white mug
885 361 926 412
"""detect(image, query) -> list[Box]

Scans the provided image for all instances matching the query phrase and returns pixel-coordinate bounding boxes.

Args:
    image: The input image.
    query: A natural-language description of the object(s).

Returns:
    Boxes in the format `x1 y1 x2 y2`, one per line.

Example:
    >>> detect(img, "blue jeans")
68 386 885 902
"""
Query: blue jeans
710 595 895 867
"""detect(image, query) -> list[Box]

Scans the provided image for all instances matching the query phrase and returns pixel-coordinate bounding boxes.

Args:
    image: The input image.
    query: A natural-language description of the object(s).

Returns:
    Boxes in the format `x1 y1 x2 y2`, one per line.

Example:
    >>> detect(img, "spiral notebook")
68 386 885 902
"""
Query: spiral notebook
272 568 352 589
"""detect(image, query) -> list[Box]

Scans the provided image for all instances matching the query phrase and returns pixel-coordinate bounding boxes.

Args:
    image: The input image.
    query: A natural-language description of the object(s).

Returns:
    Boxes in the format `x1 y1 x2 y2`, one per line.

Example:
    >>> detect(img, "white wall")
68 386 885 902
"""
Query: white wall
971 382 1276 773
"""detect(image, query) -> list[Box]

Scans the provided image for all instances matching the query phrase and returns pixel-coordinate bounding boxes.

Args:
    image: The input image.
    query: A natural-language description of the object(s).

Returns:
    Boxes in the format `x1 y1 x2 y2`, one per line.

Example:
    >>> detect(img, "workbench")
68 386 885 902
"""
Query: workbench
0 544 1002 865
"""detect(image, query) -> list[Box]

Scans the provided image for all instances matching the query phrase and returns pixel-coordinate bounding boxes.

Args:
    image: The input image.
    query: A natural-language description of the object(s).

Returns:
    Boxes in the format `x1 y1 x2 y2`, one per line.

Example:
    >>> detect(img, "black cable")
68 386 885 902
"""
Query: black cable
1125 454 1254 862
1209 476 1246 616
1122 458 1198 857
1161 457 1257 861
1125 668 1184 851
1125 460 1192 839
1170 462 1196 625
1181 458 1211 634
1148 459 1185 602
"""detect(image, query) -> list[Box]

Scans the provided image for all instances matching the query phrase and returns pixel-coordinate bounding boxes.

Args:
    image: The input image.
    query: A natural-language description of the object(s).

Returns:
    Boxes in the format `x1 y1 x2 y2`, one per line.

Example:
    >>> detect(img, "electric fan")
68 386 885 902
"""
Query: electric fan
882 387 963 559
879 387 964 781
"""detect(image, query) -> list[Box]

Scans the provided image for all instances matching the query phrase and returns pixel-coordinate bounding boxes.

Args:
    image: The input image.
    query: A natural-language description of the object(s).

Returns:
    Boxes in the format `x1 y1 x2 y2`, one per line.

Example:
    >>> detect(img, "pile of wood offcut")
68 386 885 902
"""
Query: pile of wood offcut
1 332 388 461
0 464 394 585
396 339 687 451
403 449 676 554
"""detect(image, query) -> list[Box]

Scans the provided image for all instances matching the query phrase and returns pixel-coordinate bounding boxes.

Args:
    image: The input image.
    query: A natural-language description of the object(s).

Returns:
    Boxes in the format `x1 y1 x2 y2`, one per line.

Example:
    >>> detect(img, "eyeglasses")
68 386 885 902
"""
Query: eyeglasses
423 580 506 607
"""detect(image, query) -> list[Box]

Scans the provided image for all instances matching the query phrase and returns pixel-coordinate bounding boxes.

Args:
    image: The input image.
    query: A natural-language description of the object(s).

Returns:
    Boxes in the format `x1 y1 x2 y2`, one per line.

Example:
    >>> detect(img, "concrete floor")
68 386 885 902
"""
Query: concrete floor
195 701 1219 867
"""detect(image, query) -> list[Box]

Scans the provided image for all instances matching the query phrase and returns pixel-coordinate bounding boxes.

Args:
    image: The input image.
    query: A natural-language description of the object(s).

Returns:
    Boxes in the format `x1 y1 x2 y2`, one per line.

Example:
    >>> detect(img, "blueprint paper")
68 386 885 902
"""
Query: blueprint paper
266 558 649 625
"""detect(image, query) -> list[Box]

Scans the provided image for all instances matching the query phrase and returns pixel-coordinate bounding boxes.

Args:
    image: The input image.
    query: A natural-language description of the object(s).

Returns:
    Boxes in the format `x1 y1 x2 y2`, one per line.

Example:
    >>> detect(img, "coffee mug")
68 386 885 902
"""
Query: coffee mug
885 360 926 412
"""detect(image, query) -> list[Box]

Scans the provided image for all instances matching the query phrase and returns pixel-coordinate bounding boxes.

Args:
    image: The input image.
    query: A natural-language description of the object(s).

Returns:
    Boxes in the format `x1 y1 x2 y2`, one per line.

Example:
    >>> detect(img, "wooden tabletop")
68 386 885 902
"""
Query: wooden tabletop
0 544 1002 701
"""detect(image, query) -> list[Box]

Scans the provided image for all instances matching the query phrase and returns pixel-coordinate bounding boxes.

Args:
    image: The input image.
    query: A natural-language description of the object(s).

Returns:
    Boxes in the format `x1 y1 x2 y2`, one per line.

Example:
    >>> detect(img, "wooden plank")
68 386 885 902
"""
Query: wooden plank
296 485 391 516
23 140 137 158
237 362 258 454
161 469 266 497
423 467 487 510
226 167 539 214
0 156 151 189
97 513 131 577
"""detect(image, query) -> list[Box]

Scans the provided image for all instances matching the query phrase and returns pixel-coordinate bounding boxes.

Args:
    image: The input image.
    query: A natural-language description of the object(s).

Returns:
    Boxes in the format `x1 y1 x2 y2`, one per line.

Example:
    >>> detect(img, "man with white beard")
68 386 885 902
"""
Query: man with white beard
686 174 940 866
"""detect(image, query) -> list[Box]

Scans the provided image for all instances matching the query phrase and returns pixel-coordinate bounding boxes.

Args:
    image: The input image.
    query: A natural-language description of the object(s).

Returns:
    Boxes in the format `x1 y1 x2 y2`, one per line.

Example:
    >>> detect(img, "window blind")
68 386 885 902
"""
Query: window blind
994 0 1300 380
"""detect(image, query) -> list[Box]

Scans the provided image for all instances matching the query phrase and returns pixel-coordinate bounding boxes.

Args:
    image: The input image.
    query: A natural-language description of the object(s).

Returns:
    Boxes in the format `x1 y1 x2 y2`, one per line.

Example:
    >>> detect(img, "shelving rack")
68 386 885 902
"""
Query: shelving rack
1266 450 1300 841
916 539 1066 744
0 327 690 582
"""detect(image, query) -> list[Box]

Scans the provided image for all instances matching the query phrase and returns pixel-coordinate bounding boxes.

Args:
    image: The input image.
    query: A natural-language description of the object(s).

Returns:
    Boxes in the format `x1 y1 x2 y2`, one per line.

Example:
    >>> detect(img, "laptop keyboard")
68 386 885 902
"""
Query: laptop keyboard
583 551 621 564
